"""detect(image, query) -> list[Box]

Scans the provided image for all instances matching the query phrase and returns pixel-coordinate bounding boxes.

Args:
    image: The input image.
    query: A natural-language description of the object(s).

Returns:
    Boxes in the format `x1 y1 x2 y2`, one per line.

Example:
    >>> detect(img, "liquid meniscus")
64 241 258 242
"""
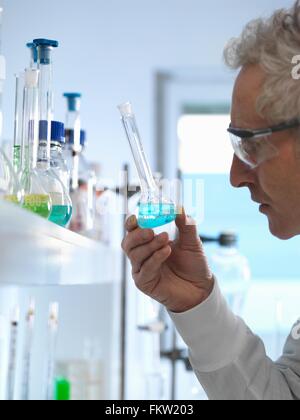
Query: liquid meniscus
49 205 73 227
138 203 176 229
23 194 51 219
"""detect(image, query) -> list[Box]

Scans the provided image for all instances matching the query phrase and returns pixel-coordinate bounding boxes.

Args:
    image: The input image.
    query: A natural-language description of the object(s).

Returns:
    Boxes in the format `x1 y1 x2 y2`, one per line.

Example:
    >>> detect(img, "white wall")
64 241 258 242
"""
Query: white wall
1 0 292 180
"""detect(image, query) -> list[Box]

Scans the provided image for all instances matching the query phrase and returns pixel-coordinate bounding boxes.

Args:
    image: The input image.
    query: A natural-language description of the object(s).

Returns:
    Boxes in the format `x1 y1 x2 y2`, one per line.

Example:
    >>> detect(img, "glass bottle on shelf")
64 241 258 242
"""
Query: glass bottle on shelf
63 93 81 191
34 39 72 226
20 69 51 218
38 121 72 226
66 129 95 236
50 121 70 194
0 147 22 205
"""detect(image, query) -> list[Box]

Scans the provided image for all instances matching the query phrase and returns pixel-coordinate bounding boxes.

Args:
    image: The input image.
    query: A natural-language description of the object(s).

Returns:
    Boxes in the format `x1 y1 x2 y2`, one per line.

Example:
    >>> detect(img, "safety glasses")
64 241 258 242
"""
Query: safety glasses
228 119 300 168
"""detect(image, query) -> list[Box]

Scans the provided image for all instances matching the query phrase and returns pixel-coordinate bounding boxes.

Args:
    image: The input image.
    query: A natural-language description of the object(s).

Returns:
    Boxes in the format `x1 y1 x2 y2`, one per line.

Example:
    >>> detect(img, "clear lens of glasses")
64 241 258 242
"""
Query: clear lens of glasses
229 133 279 168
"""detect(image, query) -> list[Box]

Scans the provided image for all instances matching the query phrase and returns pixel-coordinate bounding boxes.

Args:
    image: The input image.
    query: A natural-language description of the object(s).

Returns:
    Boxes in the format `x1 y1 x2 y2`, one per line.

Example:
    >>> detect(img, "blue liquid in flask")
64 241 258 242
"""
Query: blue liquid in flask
138 202 176 229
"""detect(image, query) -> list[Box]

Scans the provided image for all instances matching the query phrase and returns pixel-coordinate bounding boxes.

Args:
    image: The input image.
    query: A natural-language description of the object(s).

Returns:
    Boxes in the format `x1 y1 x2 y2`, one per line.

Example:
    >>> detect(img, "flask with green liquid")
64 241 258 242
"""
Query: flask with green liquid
20 68 52 218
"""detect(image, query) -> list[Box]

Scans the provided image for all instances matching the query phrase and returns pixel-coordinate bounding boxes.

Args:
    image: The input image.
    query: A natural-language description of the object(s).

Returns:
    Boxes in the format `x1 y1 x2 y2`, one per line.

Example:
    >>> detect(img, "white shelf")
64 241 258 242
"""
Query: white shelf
0 201 121 286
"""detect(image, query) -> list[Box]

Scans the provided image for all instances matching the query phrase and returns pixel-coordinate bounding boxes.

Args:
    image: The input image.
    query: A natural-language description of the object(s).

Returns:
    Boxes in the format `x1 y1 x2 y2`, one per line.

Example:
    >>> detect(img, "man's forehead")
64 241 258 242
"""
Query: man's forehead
231 64 267 127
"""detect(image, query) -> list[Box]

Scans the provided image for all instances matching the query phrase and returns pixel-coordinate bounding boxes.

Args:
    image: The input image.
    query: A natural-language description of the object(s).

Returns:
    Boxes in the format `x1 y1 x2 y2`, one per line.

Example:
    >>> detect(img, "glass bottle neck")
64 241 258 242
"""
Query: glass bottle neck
51 143 62 154
65 110 80 129
66 111 81 152
38 62 53 124
122 115 158 195
21 80 39 173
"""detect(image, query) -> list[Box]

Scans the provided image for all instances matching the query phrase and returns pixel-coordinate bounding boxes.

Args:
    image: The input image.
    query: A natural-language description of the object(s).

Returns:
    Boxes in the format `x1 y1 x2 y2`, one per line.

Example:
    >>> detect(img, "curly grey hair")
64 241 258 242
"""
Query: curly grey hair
224 1 300 123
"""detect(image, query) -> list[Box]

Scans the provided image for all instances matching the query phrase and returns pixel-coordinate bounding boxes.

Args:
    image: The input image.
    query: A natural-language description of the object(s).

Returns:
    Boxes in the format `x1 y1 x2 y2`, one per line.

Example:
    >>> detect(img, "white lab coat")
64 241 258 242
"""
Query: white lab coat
169 281 300 400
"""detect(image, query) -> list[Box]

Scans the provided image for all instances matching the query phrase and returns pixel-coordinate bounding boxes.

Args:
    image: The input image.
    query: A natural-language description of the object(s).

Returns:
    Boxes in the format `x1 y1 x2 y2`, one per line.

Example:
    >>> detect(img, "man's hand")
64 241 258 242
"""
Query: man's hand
121 210 214 313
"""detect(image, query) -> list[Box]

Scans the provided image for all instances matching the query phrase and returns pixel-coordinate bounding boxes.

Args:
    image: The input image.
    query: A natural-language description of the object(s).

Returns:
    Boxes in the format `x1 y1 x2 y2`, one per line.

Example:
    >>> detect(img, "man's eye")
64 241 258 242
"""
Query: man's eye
242 139 258 155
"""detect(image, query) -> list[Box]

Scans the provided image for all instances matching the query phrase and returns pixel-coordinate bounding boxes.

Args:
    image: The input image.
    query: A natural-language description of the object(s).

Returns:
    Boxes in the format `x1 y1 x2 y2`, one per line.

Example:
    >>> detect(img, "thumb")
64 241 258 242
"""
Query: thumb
175 208 202 250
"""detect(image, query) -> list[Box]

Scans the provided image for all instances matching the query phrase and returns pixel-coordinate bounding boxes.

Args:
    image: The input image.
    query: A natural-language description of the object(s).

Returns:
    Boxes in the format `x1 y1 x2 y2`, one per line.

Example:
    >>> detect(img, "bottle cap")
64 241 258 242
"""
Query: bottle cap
63 93 82 112
51 121 65 144
33 39 59 65
26 42 38 64
33 39 59 48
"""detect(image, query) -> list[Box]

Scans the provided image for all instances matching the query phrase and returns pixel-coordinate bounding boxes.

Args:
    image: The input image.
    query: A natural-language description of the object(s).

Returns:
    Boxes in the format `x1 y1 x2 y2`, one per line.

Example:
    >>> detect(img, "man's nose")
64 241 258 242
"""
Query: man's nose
230 154 256 188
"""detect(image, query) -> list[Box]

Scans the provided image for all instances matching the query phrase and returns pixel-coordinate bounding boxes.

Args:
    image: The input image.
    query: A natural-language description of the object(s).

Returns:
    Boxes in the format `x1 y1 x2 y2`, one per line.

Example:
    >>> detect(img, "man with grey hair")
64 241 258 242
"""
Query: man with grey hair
122 1 300 400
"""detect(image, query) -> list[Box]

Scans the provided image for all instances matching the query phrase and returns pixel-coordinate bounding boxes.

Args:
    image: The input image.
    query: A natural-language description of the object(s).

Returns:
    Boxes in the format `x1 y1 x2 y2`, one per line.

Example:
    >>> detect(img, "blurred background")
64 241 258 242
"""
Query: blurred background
0 0 299 401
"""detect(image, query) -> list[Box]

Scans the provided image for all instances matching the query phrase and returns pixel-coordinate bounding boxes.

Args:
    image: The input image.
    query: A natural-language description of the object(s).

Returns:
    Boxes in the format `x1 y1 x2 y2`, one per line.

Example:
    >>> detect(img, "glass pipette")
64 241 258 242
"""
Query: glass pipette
6 306 19 401
13 72 24 174
45 302 59 401
21 299 35 401
118 102 176 229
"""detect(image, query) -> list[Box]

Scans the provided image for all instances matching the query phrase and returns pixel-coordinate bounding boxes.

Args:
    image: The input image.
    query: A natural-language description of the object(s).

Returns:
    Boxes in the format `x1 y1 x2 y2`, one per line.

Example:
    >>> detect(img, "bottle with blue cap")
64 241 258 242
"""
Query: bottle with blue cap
50 121 70 192
49 121 72 227
32 39 72 227
38 120 72 227
66 129 95 234
19 69 52 218
63 93 82 191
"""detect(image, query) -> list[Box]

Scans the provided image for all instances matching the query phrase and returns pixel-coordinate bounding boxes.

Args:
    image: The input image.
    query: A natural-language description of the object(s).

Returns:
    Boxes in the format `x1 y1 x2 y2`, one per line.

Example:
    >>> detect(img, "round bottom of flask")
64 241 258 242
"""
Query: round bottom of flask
138 202 176 229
